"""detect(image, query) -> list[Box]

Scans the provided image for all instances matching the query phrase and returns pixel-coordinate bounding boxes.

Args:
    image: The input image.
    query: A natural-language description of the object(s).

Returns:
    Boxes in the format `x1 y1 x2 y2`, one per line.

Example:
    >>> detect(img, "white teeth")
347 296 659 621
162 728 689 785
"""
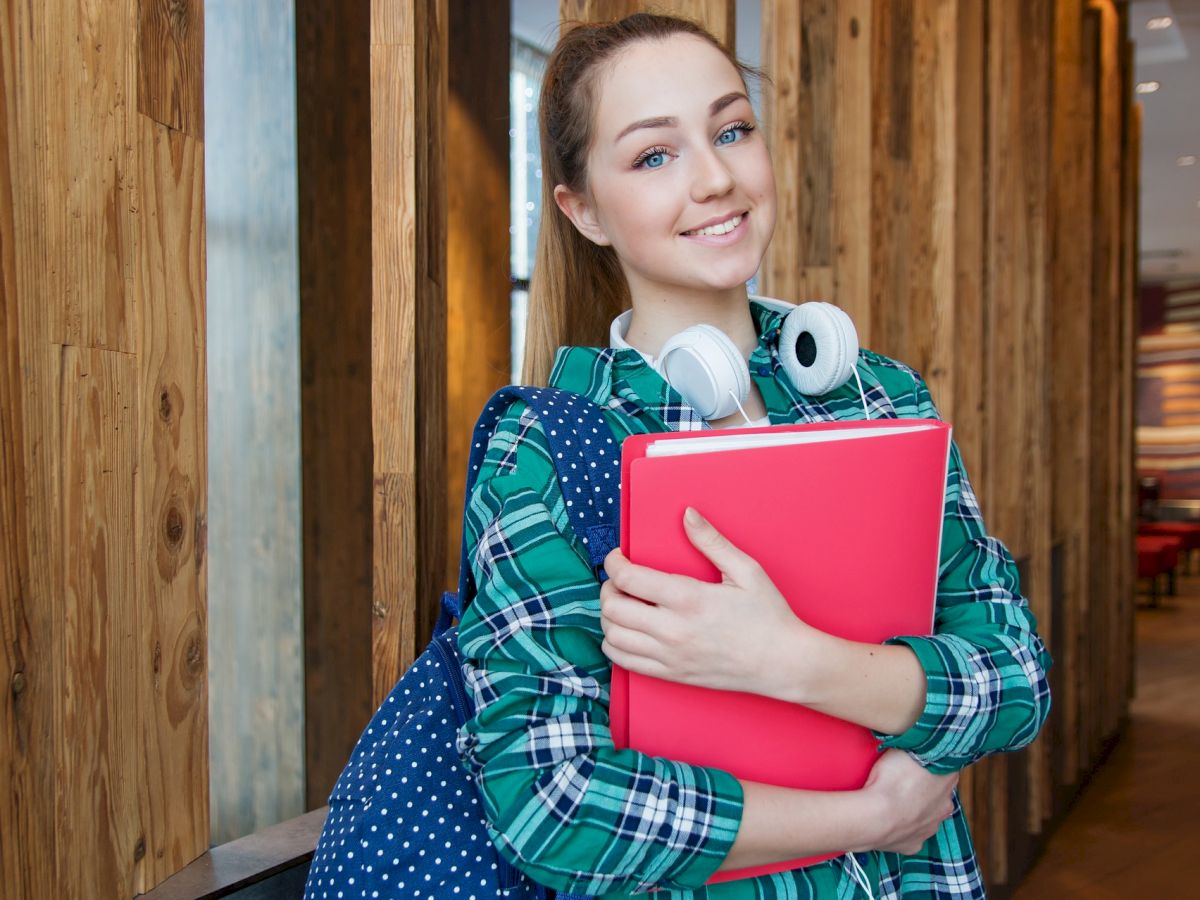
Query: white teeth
685 214 743 237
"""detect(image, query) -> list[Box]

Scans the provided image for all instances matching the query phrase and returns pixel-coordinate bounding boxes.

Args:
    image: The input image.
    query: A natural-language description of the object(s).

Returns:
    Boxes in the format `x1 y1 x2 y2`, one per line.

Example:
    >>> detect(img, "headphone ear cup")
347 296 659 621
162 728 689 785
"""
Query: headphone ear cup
779 303 860 395
657 324 750 420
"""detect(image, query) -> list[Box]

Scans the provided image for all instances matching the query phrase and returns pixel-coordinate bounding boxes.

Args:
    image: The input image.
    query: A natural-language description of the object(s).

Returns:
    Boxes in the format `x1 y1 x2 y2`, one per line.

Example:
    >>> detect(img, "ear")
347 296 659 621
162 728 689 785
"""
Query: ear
553 184 612 247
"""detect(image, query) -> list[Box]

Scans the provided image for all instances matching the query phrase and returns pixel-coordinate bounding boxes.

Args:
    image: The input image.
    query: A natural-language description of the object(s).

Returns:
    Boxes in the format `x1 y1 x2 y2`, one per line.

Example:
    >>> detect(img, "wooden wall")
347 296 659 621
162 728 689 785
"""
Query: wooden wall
761 0 1138 893
0 1 209 896
446 0 513 589
298 0 450 804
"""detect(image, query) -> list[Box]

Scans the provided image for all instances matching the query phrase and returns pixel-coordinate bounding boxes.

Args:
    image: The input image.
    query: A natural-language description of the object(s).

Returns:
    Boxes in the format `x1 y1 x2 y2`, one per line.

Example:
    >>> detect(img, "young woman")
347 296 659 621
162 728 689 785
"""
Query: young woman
455 13 1051 899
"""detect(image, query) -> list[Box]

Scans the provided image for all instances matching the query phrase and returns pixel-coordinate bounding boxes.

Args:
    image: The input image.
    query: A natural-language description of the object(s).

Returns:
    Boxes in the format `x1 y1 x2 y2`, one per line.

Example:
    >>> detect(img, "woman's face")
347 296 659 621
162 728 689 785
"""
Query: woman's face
557 33 777 300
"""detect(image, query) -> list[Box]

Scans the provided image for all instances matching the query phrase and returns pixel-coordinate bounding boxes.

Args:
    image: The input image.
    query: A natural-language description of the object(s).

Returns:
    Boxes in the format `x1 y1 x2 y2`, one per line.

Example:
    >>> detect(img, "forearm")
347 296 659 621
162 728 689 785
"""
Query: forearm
766 623 927 736
718 780 881 873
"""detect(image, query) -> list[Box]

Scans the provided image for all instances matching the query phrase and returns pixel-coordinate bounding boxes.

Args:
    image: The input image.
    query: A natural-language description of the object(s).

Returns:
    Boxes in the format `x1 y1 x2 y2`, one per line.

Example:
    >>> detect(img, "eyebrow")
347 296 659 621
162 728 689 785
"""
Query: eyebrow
613 91 751 143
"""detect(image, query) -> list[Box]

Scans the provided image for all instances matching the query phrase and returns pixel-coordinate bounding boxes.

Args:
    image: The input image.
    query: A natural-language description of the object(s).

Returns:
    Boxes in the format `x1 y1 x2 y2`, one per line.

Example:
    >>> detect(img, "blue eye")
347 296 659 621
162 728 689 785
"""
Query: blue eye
633 146 671 169
717 122 755 146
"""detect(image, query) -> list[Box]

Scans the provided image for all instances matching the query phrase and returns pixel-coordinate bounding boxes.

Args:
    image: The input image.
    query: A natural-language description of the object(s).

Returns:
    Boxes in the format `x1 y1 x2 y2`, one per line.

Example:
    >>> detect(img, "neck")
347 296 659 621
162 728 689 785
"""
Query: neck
624 284 757 360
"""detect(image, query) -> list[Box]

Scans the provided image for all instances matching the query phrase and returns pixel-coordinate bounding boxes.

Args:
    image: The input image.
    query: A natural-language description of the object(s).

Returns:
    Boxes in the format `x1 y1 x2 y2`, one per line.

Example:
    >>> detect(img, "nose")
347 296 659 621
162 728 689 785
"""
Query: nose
690 144 735 203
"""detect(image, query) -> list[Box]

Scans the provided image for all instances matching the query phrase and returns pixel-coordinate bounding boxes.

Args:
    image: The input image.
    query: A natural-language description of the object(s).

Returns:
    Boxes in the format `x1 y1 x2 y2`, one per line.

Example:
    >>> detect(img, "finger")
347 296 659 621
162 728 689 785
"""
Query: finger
604 551 705 610
603 546 627 577
602 589 667 636
601 636 670 678
683 507 760 585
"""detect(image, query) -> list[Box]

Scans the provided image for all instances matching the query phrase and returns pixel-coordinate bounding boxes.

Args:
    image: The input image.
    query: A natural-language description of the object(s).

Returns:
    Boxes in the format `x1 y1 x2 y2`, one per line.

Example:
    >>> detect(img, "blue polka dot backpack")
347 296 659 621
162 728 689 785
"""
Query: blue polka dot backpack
305 387 619 900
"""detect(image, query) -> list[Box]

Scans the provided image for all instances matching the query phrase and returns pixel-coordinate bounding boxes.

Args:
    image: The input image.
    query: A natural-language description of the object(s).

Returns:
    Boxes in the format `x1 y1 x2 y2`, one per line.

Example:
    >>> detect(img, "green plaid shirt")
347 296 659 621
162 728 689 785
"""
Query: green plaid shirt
456 301 1051 898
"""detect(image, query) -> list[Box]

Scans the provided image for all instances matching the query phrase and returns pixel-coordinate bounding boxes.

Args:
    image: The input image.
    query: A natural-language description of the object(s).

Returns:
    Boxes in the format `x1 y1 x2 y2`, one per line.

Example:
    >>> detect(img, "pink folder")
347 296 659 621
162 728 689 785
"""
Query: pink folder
610 419 951 884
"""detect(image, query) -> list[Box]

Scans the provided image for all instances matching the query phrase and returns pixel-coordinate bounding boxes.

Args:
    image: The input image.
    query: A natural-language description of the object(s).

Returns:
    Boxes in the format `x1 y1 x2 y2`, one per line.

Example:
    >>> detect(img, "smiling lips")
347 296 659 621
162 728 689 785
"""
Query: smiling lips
681 211 747 240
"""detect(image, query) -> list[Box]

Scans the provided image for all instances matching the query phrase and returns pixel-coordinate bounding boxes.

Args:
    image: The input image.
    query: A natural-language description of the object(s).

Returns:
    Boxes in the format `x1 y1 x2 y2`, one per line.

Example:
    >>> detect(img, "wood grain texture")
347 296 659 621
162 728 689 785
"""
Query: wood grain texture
1049 0 1096 797
760 0 802 302
296 0 375 808
138 0 203 138
1117 17 1136 720
134 115 209 890
984 0 1054 875
446 0 512 590
560 0 735 48
832 0 872 340
49 0 138 352
1 3 58 894
370 0 449 702
2 1 209 895
1088 0 1122 753
950 0 985 846
58 346 142 897
205 0 305 843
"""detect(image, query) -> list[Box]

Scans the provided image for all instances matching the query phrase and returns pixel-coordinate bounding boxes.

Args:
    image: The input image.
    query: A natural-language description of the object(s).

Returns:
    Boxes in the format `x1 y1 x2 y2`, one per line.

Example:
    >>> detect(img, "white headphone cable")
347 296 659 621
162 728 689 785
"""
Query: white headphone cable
843 851 876 900
851 367 871 420
728 389 754 426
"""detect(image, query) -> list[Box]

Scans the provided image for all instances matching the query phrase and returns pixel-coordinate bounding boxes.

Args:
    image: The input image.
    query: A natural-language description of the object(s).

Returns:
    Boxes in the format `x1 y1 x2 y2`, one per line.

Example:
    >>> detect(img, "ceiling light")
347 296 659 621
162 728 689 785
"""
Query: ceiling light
1147 17 1173 30
1136 81 1161 93
1180 156 1198 167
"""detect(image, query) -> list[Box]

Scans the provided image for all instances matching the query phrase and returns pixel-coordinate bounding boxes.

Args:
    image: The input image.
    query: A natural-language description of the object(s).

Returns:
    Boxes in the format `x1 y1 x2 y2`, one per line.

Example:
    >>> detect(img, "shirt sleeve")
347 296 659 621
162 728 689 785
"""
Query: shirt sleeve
454 402 744 895
873 378 1053 774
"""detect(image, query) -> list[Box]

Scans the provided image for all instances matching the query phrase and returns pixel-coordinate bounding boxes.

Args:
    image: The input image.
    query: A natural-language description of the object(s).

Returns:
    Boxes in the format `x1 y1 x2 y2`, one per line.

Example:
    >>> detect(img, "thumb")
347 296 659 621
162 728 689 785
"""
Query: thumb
683 507 755 583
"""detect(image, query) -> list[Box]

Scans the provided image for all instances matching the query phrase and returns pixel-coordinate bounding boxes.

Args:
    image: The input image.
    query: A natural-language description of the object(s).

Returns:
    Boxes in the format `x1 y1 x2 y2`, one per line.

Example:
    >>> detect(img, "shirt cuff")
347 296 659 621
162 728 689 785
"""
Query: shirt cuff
664 765 746 890
871 634 980 773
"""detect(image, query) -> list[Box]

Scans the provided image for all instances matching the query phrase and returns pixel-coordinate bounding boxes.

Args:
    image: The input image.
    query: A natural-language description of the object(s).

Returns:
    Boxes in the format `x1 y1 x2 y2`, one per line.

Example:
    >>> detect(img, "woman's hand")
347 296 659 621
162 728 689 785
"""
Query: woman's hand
599 506 818 697
856 749 959 855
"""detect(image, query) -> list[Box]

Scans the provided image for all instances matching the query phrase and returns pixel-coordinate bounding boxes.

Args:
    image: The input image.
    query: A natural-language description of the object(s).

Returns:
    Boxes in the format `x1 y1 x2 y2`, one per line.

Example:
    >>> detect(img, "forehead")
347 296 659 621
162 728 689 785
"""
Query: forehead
591 34 745 137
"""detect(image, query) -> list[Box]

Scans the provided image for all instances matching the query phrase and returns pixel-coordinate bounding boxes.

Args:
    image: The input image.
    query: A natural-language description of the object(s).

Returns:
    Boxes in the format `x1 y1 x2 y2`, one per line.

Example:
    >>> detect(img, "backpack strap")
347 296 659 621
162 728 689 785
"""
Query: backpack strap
445 386 621 624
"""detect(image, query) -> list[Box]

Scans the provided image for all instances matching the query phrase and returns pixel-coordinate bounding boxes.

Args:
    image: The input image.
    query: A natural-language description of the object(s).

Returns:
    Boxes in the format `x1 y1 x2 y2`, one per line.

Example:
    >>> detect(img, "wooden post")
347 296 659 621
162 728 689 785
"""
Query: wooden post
1049 0 1097 802
1 0 208 895
561 0 735 48
446 0 513 589
369 0 449 705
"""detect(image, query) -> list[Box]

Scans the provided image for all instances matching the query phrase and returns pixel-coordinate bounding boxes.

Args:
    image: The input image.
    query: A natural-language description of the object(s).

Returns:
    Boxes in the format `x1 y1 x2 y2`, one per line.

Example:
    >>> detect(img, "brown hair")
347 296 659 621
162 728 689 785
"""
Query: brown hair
522 12 763 384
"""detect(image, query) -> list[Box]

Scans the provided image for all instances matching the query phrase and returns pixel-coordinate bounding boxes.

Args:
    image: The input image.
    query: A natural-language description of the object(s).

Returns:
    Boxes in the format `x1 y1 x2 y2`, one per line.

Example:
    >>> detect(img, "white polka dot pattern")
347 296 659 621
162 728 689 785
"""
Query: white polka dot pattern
304 630 550 900
307 388 616 900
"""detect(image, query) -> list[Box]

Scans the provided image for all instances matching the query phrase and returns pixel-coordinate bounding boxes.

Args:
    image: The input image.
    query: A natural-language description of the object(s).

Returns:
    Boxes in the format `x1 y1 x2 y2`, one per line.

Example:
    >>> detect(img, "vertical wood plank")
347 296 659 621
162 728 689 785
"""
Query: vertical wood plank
1088 0 1122 749
446 0 512 589
2 0 209 893
296 0 375 805
58 346 142 898
761 0 803 302
951 0 986 848
1124 100 1141 709
49 0 138 352
138 0 204 138
952 0 985 478
1079 5 1101 776
832 0 872 340
134 116 209 891
1049 0 1095 797
370 0 449 702
561 1 736 49
1116 14 1136 727
984 0 1054 878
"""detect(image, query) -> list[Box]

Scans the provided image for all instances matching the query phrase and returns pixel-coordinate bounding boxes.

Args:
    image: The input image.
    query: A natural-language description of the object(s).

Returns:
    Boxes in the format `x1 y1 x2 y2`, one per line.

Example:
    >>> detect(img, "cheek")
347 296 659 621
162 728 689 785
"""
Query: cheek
610 182 681 245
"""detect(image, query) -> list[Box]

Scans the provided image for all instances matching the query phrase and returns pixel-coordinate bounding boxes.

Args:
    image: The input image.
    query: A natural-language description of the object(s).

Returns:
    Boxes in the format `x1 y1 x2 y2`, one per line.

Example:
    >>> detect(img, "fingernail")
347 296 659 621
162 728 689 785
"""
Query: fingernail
684 507 703 527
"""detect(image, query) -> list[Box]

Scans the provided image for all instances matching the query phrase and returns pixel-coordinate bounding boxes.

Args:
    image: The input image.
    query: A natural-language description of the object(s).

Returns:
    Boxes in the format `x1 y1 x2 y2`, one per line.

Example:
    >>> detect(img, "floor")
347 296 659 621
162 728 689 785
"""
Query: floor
1012 571 1200 898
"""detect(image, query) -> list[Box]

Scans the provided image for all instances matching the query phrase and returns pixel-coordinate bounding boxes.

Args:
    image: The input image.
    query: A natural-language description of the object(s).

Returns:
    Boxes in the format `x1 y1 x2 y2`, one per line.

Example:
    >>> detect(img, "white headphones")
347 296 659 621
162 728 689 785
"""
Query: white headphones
608 296 866 421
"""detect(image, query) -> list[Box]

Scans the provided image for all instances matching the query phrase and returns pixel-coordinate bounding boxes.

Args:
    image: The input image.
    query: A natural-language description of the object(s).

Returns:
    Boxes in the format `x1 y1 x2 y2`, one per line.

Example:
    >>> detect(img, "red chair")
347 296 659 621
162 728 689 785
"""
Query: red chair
1137 534 1183 607
1138 521 1200 573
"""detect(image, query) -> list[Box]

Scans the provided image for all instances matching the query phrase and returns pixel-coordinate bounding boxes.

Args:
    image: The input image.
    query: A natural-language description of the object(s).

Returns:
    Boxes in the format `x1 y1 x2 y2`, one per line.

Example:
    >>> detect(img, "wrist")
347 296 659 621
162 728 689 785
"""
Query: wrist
756 617 814 703
768 623 844 705
846 785 890 853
